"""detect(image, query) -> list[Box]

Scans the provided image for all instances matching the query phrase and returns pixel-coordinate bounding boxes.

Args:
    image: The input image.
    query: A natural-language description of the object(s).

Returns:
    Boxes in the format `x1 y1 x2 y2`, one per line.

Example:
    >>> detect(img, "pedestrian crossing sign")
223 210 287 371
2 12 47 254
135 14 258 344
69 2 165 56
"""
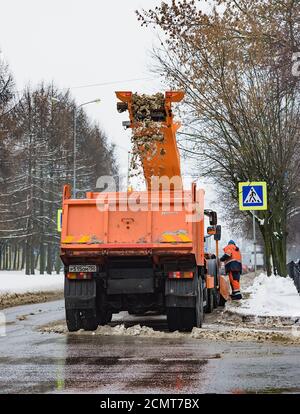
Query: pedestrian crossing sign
238 182 267 211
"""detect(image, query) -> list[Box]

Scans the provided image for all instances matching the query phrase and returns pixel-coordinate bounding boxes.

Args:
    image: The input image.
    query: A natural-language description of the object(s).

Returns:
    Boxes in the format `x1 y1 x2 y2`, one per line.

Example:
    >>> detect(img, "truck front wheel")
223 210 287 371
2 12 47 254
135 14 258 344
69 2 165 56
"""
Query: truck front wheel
205 288 214 313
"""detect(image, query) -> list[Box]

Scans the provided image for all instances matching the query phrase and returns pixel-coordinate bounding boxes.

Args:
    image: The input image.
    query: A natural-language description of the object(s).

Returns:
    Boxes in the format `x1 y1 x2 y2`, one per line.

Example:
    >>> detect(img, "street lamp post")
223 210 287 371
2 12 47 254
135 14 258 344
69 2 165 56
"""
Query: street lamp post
73 99 101 198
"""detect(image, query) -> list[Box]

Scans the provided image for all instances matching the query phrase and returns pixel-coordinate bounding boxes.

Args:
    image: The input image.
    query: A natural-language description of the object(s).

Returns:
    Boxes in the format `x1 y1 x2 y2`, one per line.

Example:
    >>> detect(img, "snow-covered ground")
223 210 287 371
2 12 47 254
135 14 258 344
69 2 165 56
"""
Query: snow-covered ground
229 273 300 318
0 271 64 295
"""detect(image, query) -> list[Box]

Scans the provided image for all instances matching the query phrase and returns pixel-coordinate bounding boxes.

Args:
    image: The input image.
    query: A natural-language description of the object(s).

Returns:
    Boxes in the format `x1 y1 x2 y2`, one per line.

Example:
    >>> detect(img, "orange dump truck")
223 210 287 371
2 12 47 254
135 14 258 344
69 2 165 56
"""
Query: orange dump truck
60 91 227 332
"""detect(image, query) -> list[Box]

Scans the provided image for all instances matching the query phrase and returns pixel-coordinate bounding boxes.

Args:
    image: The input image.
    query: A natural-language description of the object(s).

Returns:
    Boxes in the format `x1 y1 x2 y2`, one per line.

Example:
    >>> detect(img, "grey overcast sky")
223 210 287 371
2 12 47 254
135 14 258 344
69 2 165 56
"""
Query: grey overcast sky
0 0 165 176
0 0 241 245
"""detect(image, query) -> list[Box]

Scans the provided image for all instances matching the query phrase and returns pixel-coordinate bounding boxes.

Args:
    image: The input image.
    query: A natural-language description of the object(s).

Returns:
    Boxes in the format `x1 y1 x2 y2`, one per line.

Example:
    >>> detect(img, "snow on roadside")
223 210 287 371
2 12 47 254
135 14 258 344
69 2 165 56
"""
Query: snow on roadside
40 321 300 344
228 273 300 318
0 271 64 295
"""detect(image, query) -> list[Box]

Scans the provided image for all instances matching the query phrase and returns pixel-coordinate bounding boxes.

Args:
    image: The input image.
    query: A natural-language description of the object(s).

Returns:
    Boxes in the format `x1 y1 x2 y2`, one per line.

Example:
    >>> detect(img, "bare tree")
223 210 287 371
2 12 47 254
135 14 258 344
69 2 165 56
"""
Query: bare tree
137 0 300 276
0 79 118 274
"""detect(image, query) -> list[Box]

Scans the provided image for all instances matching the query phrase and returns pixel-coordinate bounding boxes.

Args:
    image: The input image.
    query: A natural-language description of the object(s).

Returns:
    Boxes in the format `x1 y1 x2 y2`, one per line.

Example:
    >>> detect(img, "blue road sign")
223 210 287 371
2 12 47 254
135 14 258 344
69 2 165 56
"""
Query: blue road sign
239 182 267 211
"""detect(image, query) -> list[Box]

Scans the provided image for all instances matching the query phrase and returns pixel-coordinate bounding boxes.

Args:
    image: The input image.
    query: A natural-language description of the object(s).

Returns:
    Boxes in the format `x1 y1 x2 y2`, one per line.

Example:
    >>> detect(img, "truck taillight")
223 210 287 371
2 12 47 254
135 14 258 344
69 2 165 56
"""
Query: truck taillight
168 271 194 279
67 272 92 280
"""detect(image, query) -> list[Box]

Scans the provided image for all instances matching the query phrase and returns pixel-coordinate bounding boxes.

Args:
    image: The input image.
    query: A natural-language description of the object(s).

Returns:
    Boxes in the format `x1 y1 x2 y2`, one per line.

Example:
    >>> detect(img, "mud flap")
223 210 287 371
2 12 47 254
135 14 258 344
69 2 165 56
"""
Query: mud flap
64 278 96 310
165 278 197 308
219 275 230 301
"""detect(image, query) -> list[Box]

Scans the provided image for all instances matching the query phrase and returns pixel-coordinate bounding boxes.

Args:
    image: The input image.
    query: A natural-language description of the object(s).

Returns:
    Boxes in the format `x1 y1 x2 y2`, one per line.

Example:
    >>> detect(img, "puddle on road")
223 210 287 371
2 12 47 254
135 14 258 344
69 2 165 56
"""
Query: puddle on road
126 359 208 392
0 355 213 394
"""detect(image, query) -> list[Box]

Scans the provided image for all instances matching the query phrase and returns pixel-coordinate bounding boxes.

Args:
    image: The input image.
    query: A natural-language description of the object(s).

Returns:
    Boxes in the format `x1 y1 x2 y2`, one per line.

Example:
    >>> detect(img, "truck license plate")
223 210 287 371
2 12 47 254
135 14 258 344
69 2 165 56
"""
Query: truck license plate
68 264 97 273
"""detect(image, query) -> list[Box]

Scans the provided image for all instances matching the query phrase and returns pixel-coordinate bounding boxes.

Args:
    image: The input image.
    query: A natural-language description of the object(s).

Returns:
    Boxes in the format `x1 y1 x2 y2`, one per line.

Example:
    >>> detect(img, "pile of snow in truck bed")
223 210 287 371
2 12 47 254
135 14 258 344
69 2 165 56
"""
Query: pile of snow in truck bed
232 273 300 318
0 271 64 294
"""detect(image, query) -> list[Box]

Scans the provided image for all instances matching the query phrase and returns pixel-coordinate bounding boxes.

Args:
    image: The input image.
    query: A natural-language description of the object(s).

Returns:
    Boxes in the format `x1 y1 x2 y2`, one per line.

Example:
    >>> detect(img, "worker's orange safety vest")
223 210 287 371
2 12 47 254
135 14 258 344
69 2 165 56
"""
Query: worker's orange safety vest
223 244 242 265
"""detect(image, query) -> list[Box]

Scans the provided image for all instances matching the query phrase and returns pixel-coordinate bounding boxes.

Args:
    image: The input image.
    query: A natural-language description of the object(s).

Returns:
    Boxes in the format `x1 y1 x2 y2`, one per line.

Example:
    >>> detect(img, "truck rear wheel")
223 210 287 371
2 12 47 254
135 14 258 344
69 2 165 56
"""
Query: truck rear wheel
81 310 98 331
65 309 82 332
98 309 112 326
166 277 203 332
219 294 226 307
96 291 112 325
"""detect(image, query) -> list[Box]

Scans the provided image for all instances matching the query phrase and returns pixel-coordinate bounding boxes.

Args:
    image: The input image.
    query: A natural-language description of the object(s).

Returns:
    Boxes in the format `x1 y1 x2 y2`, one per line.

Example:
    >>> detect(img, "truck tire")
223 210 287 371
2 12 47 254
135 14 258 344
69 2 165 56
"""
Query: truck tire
205 288 214 313
96 291 112 325
213 288 220 308
167 307 198 332
206 258 219 309
65 309 82 332
81 310 98 331
98 309 112 326
219 294 227 307
166 277 203 332
166 307 180 332
196 278 204 328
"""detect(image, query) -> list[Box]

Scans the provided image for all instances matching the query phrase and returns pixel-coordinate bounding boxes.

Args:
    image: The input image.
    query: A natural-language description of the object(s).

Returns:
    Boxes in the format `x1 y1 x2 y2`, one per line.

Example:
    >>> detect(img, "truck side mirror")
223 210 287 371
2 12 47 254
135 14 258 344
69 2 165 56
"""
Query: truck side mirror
214 225 221 241
209 211 217 226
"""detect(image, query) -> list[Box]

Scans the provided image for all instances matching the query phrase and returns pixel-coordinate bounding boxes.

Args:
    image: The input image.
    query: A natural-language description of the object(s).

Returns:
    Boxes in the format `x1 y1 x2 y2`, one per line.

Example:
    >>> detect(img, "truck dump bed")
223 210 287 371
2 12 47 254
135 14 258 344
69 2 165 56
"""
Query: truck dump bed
60 186 204 265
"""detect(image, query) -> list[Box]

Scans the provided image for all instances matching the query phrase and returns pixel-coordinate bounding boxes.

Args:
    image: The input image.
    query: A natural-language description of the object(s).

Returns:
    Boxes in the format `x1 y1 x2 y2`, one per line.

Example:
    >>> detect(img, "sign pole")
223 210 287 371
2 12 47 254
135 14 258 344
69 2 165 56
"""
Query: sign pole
252 212 257 276
239 181 267 277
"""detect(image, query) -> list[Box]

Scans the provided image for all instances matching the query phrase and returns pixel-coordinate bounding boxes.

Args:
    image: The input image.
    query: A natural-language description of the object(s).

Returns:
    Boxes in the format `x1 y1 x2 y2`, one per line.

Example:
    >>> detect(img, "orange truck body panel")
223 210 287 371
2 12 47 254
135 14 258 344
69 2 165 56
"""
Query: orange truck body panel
60 187 205 266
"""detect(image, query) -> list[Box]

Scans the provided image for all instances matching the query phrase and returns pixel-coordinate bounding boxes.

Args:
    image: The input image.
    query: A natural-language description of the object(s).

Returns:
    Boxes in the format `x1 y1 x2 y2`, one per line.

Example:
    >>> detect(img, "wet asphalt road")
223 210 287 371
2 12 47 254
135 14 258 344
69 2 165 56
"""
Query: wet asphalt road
1 300 300 394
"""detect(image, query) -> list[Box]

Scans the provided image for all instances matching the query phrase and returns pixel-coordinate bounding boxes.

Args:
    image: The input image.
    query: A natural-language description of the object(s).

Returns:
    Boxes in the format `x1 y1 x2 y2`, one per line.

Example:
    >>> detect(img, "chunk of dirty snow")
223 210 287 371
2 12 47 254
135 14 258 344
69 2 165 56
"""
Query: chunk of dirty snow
228 273 300 318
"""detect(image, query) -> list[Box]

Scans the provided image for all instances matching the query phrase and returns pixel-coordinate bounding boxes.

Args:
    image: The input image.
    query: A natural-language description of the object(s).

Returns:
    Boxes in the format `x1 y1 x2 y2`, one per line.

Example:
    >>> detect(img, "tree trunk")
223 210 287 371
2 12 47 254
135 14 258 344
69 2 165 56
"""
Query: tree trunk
269 205 287 276
260 221 272 276
40 243 45 275
263 238 272 276
271 233 287 276
21 241 26 270
30 243 35 275
46 243 53 274
4 244 8 270
35 251 39 270
55 248 61 274
8 244 11 270
16 245 20 270
13 243 17 270
25 240 30 275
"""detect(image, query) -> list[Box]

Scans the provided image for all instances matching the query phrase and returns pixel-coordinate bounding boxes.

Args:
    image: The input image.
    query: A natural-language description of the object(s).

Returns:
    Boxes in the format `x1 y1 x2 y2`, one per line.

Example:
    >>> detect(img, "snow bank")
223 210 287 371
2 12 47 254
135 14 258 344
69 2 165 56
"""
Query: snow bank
0 271 64 294
233 273 300 318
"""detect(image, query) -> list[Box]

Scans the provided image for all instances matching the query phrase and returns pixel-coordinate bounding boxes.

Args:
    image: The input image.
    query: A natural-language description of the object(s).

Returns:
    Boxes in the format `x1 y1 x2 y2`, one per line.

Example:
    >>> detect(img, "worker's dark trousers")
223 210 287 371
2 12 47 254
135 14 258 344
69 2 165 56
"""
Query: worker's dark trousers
229 271 241 294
